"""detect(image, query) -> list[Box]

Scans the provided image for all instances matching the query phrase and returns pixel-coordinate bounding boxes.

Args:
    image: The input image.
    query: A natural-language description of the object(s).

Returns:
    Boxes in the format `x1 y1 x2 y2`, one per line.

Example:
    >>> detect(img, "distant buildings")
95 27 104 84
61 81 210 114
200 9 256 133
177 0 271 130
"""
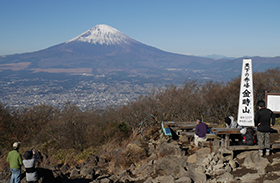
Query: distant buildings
0 76 159 110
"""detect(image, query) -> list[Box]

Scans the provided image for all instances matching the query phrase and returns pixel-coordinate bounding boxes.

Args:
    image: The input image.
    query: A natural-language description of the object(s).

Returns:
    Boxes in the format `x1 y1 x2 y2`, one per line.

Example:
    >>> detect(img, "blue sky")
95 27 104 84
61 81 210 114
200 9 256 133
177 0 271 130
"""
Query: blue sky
1 0 280 58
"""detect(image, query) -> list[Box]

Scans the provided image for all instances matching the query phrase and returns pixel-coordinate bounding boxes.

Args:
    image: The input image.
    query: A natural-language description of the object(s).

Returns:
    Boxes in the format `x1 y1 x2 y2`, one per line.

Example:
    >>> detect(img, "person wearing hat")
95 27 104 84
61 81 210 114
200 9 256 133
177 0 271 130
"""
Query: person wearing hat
6 142 23 183
23 149 38 183
225 116 239 128
194 119 208 147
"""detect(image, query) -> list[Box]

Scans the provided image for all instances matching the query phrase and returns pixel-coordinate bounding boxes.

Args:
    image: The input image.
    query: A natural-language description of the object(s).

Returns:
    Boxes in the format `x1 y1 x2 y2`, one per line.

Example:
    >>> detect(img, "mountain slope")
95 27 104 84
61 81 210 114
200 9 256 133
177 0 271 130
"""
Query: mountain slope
0 24 279 82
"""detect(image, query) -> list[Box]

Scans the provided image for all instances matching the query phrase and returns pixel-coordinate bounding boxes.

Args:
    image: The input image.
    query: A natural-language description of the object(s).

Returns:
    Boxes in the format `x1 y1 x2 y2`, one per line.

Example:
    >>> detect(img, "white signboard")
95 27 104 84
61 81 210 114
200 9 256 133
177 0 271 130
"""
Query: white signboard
266 92 280 114
237 59 254 126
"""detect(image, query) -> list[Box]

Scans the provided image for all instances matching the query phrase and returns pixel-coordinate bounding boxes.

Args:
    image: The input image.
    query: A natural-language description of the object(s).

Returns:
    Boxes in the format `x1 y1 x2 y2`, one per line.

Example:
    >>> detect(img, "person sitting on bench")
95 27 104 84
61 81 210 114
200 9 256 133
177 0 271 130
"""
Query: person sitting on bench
225 116 242 145
225 116 239 128
194 119 208 147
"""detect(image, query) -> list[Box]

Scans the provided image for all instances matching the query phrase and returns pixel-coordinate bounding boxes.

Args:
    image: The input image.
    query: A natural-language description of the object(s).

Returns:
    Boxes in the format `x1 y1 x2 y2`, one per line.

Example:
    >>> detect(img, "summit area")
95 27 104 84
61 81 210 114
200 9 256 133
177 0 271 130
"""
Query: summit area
67 24 136 45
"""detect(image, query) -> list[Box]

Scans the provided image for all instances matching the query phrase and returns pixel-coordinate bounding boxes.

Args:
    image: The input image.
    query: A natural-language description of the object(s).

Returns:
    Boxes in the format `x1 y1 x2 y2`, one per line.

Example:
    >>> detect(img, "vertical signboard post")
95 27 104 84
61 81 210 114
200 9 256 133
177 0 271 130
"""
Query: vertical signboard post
237 59 254 127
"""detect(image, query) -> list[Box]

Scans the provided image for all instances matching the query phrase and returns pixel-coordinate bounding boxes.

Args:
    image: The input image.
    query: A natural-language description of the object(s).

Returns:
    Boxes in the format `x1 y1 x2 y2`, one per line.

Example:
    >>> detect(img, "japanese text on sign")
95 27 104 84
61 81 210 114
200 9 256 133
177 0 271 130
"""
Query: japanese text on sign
237 59 254 126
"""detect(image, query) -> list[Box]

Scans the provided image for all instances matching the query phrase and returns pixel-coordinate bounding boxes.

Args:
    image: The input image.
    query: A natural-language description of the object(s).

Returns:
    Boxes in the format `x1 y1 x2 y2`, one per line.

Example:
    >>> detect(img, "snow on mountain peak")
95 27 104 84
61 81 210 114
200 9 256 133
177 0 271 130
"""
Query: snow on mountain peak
67 24 133 45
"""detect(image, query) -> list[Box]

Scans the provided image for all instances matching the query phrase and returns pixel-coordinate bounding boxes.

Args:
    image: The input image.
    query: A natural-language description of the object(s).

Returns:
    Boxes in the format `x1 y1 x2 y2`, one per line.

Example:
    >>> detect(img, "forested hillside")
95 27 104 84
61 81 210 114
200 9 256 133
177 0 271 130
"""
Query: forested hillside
1 67 280 167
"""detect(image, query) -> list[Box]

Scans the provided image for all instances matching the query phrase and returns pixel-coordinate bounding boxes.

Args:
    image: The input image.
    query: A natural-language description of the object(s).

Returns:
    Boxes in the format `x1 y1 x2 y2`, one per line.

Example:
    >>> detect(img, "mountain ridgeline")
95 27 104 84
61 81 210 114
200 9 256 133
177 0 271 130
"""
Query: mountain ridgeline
1 24 280 82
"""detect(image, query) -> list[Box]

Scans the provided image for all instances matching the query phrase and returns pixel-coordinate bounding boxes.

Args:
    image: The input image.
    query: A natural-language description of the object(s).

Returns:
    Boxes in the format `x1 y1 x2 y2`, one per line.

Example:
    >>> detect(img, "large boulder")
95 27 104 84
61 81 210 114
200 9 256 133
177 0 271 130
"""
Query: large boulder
239 173 261 182
188 150 238 176
175 176 192 183
264 177 280 183
143 175 175 183
154 175 175 183
193 147 211 165
134 162 155 178
215 172 236 182
187 153 197 164
69 166 80 179
185 167 207 182
243 151 269 174
35 151 50 168
60 163 70 174
147 140 159 157
158 140 185 157
80 154 107 168
80 166 95 179
154 156 187 178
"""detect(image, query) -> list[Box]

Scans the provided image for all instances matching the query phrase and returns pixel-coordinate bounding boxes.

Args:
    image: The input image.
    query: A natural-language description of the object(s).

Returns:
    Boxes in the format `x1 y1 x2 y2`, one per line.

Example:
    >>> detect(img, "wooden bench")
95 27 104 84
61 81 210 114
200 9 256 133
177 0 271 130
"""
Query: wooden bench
179 133 220 152
163 121 218 131
180 132 220 139
200 134 221 153
228 143 280 151
180 131 195 136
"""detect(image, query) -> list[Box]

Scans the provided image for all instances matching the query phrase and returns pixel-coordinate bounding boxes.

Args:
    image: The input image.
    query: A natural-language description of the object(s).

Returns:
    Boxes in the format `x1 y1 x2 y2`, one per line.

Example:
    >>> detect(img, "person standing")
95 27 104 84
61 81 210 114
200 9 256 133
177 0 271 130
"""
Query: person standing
194 119 208 147
6 142 23 183
255 100 275 156
23 149 38 183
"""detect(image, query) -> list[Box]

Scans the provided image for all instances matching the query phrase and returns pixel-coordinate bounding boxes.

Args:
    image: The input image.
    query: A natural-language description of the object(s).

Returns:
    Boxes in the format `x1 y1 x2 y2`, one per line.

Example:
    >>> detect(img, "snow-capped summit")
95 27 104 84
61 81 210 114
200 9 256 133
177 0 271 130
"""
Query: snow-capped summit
67 24 135 45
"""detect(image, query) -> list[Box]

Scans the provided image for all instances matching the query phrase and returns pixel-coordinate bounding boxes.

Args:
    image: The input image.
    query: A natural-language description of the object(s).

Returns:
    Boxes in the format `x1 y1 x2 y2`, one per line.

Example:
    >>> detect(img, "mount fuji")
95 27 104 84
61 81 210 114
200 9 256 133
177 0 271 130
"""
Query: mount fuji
0 24 279 82
67 24 137 45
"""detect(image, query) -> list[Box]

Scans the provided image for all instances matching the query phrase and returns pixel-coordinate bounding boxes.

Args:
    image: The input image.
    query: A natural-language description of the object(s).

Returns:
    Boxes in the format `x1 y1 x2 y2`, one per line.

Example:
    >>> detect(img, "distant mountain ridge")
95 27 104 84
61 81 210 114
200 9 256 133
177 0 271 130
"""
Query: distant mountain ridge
0 24 279 82
204 54 236 60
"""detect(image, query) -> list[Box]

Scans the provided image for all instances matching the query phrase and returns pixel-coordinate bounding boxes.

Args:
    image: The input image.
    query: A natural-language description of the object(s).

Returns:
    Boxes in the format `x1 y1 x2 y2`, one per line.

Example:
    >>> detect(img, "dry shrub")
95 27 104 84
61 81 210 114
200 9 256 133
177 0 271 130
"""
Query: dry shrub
0 156 9 171
0 103 14 150
98 133 134 162
200 80 239 122
127 143 147 161
253 67 280 101
1 67 280 166
140 127 161 141
114 143 147 169
63 149 81 166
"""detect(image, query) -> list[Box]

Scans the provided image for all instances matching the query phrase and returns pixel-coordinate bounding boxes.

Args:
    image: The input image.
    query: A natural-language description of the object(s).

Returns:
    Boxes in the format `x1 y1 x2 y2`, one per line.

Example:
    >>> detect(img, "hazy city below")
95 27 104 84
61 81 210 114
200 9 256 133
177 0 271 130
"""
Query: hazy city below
0 73 166 110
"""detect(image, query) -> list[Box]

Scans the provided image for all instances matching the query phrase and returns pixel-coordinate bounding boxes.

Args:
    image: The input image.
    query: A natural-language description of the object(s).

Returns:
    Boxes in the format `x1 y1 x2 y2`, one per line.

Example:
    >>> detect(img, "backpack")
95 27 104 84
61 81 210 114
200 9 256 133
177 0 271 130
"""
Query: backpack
242 127 256 145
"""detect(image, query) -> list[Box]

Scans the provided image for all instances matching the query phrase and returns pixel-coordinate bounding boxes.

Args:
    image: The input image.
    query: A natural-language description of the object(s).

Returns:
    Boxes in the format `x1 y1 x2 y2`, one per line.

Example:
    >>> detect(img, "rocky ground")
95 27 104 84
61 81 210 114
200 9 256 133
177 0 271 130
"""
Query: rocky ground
1 128 280 183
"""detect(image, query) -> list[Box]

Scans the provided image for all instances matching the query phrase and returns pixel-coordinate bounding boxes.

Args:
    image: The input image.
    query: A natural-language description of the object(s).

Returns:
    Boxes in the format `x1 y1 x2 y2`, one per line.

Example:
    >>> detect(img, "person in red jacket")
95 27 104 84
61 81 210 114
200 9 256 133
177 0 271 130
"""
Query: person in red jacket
254 100 275 156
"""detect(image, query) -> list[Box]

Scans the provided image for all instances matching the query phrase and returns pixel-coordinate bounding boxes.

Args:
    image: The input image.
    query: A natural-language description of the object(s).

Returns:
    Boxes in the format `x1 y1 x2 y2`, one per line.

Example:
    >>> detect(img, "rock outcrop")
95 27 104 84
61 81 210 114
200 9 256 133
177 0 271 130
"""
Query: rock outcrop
1 138 280 183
